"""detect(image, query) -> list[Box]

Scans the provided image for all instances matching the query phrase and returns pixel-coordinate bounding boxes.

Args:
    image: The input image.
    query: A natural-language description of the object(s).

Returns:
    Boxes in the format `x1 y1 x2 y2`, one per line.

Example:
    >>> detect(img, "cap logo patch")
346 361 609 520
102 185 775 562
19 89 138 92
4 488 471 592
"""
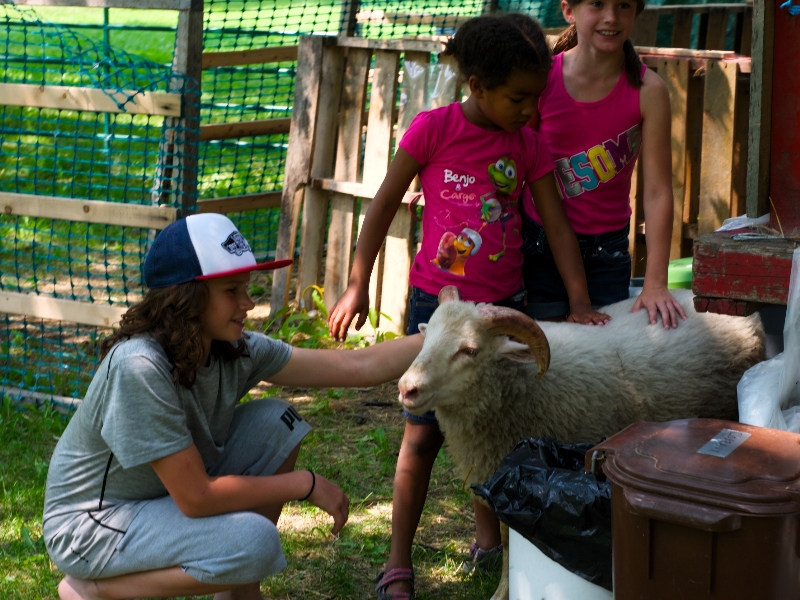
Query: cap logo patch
221 231 252 256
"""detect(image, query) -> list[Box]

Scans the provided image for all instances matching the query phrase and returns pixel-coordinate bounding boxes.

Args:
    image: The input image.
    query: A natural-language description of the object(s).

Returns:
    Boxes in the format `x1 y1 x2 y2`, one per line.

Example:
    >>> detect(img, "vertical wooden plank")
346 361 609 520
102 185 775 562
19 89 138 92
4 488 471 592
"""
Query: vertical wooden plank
697 13 709 50
738 10 752 57
730 69 750 218
630 159 647 277
671 9 694 50
746 0 773 218
631 9 658 47
324 47 371 310
295 45 345 309
704 7 728 50
698 60 737 235
357 50 400 323
379 51 429 334
628 157 639 268
153 0 202 212
660 58 689 259
270 36 326 314
683 67 704 254
338 0 361 36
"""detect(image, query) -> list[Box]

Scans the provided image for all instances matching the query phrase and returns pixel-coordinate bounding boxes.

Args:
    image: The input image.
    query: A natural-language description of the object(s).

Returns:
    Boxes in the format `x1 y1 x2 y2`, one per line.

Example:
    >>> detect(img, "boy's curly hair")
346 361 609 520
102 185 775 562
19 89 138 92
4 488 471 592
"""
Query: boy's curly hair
442 13 552 90
100 281 245 389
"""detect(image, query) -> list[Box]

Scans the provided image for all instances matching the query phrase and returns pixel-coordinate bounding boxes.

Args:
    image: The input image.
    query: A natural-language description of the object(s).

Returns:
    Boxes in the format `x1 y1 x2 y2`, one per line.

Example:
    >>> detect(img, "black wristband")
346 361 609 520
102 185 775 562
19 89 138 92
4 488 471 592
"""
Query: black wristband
300 469 315 501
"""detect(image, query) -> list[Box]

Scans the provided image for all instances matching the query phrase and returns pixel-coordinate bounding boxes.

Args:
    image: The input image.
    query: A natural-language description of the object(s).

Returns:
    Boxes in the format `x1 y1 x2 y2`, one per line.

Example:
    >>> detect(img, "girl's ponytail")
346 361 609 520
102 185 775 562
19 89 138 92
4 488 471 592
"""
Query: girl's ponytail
552 23 578 55
623 39 644 88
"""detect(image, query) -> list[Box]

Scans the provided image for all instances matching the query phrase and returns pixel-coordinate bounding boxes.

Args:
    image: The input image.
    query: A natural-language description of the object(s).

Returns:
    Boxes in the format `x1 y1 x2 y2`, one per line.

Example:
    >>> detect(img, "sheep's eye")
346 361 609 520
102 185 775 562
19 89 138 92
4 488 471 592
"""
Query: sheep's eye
457 347 479 358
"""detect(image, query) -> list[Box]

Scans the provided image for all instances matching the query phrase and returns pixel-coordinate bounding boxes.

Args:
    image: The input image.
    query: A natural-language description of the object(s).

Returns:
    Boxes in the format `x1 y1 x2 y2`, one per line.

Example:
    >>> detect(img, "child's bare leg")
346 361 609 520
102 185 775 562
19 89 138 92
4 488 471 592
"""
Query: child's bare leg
253 442 302 524
473 497 501 550
58 568 263 600
382 420 444 596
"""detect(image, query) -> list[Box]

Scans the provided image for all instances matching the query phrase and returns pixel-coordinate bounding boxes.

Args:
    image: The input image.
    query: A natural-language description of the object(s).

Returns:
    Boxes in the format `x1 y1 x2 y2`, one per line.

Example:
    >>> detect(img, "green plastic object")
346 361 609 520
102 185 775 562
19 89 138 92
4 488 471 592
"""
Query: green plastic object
667 257 693 289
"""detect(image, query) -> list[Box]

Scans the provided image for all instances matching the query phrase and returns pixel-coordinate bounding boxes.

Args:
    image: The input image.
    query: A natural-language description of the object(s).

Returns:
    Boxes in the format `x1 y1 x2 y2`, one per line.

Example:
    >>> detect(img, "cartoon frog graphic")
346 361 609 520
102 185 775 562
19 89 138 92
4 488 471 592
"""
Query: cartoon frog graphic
480 156 519 261
431 228 483 276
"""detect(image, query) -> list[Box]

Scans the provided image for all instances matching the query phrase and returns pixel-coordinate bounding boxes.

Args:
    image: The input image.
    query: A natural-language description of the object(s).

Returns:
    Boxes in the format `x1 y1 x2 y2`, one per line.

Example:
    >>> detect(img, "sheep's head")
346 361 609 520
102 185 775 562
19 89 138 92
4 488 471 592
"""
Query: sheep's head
398 286 550 415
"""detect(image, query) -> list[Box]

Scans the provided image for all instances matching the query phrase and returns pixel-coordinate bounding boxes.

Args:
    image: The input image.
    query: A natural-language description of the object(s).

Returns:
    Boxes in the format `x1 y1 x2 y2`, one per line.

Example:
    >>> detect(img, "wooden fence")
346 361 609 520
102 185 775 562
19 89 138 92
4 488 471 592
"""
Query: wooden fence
271 36 751 332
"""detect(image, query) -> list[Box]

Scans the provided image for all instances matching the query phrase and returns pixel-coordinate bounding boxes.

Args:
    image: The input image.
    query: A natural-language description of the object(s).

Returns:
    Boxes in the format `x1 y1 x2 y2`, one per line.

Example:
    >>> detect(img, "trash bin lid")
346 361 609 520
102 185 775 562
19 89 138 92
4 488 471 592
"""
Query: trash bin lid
593 419 800 516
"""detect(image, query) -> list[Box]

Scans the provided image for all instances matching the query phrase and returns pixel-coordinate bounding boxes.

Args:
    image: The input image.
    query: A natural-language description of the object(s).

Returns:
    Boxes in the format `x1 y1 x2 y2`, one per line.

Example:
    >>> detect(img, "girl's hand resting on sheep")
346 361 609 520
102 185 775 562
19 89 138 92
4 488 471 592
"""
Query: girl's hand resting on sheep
632 285 687 329
567 302 611 326
328 283 370 341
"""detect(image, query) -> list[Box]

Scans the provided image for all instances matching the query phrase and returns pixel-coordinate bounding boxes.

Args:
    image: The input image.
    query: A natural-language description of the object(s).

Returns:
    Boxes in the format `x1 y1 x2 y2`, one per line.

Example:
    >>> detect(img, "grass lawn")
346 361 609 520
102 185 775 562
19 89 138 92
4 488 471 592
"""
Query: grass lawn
0 331 501 599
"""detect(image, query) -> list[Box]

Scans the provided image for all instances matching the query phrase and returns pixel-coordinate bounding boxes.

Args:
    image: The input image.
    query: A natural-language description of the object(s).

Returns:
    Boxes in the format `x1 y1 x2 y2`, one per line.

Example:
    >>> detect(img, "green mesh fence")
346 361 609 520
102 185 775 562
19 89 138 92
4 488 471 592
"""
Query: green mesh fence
2 0 745 406
0 3 198 405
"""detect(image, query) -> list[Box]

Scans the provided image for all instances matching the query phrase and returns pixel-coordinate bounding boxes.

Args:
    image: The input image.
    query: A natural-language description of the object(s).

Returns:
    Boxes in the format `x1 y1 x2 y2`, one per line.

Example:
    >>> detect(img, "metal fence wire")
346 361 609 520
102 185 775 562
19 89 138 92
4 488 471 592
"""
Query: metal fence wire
0 0 744 406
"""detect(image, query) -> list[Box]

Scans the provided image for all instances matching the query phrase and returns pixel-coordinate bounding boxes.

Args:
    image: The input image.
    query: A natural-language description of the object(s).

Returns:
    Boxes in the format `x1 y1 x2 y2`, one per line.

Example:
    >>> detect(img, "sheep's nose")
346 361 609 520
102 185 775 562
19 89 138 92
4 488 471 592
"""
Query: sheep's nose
398 379 418 402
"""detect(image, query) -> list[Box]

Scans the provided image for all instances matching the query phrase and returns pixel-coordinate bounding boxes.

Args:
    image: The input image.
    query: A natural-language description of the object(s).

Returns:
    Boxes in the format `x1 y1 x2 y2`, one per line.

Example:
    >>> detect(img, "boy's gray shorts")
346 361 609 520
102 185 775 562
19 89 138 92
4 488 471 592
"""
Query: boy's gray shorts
98 398 311 586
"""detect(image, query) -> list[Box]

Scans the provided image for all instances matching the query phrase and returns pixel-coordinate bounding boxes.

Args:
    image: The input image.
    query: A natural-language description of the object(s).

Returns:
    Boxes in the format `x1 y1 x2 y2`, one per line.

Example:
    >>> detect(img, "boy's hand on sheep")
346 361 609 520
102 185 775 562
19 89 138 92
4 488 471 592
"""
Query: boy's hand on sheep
567 302 611 326
328 284 370 341
306 474 351 536
632 285 687 329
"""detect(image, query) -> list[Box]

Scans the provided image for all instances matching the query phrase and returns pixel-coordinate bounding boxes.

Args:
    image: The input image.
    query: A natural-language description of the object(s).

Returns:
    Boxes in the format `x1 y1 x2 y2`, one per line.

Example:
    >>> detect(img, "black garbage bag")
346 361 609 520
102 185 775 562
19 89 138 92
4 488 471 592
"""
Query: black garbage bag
472 437 612 590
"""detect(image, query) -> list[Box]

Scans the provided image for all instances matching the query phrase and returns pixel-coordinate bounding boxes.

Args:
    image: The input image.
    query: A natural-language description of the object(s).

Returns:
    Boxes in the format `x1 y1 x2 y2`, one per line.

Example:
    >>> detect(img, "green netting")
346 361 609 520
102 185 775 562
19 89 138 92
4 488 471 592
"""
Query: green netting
1 0 746 406
0 3 198 406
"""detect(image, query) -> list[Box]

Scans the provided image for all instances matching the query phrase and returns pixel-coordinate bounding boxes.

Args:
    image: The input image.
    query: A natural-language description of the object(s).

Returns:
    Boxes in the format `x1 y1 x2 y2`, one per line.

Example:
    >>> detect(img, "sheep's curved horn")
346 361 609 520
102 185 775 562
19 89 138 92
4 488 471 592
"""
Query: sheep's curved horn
478 305 550 378
438 286 461 304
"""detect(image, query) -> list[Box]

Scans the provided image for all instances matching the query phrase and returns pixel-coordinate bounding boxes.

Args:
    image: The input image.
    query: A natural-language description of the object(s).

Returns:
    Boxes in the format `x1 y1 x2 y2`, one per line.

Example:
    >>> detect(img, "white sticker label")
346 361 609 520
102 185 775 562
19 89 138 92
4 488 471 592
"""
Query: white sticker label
697 429 751 458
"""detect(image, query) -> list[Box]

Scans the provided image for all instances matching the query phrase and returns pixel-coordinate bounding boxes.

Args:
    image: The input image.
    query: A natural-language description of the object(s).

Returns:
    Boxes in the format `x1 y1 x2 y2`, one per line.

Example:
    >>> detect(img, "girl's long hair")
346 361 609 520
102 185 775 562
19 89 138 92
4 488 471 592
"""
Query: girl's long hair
443 13 552 90
553 0 645 89
100 281 245 388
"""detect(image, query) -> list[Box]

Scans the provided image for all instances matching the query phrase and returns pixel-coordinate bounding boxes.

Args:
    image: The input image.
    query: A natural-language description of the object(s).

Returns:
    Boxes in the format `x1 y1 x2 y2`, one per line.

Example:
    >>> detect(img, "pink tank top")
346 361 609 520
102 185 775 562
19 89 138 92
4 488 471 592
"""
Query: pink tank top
523 53 644 235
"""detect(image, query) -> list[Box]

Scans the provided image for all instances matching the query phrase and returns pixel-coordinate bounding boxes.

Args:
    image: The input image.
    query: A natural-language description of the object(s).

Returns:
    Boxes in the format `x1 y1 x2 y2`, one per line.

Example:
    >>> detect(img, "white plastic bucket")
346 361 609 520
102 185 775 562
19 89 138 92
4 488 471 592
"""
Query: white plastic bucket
508 527 613 600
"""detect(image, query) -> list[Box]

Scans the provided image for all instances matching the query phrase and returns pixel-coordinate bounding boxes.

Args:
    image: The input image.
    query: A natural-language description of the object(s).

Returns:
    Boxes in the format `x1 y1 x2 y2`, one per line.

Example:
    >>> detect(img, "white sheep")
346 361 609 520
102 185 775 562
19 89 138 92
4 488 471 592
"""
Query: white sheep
398 285 765 600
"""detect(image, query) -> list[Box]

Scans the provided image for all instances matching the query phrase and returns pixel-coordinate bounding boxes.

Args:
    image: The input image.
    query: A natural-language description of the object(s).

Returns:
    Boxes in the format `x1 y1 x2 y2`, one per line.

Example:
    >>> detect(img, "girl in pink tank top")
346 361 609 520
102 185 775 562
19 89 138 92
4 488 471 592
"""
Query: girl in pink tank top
523 0 686 329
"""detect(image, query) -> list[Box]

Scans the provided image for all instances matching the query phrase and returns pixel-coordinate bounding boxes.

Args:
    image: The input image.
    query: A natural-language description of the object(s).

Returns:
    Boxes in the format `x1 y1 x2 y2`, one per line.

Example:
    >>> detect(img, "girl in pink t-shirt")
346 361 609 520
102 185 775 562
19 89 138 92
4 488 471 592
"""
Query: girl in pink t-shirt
327 13 608 600
523 0 686 328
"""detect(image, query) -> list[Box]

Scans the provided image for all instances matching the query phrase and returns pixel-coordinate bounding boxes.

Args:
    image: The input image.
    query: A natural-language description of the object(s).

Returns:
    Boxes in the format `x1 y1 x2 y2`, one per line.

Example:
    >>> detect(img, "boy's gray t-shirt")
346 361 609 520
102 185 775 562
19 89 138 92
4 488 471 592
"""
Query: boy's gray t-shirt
43 331 292 576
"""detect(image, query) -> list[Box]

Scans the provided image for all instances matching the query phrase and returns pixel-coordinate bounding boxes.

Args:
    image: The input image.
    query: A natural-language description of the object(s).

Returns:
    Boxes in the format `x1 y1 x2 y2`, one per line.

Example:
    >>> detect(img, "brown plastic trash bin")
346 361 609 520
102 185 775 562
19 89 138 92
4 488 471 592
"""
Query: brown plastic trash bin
590 419 800 600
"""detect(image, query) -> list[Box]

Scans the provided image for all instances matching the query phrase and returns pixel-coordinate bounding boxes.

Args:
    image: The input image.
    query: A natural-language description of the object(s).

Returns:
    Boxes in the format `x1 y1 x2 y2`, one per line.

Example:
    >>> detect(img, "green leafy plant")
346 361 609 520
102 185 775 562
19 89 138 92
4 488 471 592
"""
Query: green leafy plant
264 286 399 349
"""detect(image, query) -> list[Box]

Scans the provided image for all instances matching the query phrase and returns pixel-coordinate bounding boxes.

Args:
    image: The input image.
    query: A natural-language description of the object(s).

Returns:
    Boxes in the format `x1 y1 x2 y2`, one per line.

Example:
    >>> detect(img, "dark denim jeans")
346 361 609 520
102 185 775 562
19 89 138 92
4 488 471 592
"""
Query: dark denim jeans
403 286 526 424
522 216 632 319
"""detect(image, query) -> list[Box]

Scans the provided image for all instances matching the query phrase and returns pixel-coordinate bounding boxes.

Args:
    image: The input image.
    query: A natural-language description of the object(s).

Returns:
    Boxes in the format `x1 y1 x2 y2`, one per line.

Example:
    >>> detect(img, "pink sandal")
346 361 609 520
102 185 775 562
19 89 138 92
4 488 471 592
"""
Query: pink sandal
375 567 415 600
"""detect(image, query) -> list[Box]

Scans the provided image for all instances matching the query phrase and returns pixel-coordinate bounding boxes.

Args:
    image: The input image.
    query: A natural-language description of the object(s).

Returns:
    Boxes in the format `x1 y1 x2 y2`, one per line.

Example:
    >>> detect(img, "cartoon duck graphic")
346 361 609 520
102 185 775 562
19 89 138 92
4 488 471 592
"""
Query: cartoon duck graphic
479 156 519 262
431 228 483 276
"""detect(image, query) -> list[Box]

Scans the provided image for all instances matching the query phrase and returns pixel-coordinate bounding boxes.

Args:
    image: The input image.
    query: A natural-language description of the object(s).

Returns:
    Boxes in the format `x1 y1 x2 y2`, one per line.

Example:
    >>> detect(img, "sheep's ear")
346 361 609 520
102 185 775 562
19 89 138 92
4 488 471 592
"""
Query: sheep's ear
418 323 428 337
496 336 538 363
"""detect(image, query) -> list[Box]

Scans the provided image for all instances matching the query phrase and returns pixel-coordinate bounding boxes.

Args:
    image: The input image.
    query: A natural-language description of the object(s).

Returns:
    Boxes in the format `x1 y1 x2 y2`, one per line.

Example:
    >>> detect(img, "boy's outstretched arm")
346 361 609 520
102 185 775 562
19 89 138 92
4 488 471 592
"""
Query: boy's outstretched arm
528 174 611 325
327 148 421 341
270 333 423 389
633 70 687 329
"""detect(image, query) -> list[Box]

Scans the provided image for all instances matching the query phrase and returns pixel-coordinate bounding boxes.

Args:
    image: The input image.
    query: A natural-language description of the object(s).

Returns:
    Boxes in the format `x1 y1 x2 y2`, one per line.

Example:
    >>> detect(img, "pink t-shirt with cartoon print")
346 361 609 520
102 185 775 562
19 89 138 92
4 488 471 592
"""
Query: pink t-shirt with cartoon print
399 102 554 302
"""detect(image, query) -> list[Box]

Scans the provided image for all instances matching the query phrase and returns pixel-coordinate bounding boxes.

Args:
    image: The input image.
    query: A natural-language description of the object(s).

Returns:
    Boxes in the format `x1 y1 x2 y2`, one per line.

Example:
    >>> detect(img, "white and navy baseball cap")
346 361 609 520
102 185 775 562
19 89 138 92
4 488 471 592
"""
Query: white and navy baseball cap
143 213 293 289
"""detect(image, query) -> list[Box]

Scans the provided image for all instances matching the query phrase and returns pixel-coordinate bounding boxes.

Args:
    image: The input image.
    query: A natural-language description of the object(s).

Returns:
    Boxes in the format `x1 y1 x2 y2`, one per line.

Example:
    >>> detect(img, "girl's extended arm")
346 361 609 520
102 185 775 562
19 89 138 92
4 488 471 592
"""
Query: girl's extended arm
269 333 423 389
327 149 422 340
633 70 687 329
151 444 350 534
529 173 610 325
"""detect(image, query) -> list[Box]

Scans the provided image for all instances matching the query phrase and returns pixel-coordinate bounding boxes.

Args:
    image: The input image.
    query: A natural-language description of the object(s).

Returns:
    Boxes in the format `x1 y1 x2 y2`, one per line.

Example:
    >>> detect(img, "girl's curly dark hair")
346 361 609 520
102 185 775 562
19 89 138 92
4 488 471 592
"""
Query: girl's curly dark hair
553 0 646 88
443 13 552 90
100 281 245 389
